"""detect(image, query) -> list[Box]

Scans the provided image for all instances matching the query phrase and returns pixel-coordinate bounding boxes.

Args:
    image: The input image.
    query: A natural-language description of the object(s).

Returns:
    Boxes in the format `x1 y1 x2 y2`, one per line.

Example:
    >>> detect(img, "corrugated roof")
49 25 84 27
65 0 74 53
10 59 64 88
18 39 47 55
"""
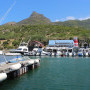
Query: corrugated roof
49 40 74 45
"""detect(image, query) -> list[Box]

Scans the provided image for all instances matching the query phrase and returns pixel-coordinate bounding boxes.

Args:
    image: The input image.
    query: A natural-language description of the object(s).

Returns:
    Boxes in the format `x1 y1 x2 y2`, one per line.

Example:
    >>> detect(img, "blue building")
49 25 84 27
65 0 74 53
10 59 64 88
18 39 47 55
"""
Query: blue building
46 40 74 52
48 40 74 47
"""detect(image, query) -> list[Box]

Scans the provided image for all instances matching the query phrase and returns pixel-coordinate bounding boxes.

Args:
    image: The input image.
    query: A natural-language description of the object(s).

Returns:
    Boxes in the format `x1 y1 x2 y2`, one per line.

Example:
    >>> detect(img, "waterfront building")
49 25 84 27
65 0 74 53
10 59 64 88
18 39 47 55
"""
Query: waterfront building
46 40 75 53
46 37 79 54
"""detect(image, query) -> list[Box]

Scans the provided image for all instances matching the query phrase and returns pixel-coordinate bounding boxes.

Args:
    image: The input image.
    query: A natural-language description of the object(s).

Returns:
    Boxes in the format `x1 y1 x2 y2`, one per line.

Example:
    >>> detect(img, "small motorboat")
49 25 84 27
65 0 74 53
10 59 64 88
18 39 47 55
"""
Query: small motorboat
78 50 83 56
56 50 62 56
85 52 88 57
69 52 72 56
65 52 69 56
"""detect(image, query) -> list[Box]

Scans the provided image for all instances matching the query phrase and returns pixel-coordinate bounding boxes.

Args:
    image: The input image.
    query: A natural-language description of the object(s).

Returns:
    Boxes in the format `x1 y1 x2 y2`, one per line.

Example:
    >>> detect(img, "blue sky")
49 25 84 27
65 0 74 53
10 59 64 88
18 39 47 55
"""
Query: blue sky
0 0 90 25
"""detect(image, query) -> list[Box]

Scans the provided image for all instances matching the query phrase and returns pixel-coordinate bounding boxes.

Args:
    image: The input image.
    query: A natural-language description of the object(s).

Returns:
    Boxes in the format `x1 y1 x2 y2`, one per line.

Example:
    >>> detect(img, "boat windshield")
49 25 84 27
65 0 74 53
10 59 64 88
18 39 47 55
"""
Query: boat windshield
17 48 22 50
20 44 27 46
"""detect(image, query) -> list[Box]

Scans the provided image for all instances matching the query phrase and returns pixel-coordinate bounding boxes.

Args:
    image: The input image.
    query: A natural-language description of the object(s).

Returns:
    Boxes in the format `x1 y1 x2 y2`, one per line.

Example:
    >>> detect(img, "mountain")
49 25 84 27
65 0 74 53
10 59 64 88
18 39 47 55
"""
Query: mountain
17 11 51 25
4 22 16 25
53 19 90 29
3 11 90 30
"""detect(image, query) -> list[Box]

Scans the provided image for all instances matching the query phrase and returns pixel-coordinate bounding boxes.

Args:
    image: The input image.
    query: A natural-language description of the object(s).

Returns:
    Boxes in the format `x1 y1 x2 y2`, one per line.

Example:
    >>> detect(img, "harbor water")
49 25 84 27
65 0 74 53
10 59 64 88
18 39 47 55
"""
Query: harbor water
0 56 90 90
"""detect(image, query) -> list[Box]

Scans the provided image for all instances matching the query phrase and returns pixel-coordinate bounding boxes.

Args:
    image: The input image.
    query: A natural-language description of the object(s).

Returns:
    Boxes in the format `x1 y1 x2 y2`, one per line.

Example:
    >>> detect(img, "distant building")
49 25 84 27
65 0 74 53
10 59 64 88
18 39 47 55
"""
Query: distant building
46 40 74 52
48 40 74 47
46 37 79 53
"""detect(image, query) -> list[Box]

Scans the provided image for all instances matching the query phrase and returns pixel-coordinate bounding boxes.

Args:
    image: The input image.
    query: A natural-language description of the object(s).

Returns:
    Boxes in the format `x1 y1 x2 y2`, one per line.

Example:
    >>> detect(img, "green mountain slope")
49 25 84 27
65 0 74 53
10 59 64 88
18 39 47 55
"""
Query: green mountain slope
53 19 90 29
0 24 90 49
0 11 90 49
17 11 51 25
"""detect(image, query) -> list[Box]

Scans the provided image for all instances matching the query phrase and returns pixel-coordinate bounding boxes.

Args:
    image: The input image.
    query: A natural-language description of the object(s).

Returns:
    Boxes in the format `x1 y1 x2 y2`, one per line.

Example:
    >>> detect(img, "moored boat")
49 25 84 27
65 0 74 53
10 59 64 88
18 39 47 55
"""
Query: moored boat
5 53 21 56
10 42 28 54
69 52 73 56
65 52 69 56
56 50 62 56
0 51 3 55
78 49 83 56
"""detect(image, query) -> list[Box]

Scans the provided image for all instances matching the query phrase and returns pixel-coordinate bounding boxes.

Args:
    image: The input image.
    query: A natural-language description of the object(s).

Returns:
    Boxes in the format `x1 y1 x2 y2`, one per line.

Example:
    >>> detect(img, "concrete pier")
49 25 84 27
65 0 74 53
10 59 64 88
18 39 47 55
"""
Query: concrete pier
0 58 40 81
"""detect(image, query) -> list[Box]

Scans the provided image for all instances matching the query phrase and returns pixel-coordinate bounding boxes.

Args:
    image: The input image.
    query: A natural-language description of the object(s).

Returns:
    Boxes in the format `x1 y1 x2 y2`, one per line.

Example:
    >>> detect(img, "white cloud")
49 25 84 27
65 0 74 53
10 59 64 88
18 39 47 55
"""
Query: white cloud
79 17 90 21
55 16 90 22
55 16 76 22
55 19 60 22
66 16 76 20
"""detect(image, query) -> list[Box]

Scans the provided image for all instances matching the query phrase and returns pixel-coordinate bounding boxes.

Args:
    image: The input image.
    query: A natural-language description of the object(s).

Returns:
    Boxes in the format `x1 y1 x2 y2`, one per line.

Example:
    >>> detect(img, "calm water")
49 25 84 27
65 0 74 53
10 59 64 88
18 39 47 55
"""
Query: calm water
0 56 90 90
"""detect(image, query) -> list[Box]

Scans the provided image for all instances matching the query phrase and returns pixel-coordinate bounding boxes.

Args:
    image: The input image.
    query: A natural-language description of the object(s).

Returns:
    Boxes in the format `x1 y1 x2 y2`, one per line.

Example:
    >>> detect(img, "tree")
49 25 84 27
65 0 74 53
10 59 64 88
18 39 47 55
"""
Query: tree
12 40 20 47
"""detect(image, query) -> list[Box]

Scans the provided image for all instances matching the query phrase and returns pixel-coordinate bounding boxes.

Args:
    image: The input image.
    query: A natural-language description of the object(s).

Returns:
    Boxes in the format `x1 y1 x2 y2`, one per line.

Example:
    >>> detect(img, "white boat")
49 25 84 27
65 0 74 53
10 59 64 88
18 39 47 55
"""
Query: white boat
5 53 21 56
10 42 28 53
9 63 21 71
51 52 55 56
36 53 40 56
0 51 3 55
84 52 88 57
41 51 50 56
69 52 72 56
0 73 7 82
84 49 89 56
56 50 62 56
56 51 60 56
65 52 69 56
72 52 76 56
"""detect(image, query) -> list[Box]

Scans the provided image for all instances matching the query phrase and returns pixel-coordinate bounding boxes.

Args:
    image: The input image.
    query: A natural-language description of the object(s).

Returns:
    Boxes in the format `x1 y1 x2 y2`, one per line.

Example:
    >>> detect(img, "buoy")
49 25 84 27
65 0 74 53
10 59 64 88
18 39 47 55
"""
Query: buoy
0 73 7 82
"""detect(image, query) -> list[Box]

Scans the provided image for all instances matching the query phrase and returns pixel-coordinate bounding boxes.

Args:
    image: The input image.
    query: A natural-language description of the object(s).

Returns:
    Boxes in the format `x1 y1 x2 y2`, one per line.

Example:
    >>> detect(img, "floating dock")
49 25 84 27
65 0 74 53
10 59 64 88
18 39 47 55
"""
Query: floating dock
0 57 40 82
